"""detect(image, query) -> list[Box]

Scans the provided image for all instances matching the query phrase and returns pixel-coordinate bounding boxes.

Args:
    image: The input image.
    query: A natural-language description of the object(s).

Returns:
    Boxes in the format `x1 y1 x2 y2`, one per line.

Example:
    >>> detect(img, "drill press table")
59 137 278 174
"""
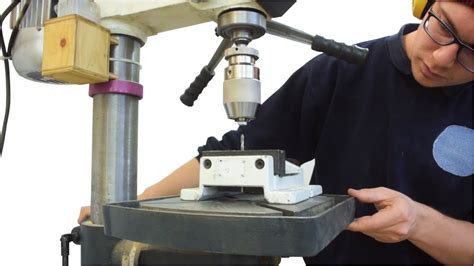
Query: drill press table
103 194 354 257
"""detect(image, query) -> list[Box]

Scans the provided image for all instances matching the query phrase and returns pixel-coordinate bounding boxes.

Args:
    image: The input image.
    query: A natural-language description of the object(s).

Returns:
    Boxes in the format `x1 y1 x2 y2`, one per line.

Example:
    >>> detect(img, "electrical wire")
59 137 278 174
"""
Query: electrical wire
0 0 30 156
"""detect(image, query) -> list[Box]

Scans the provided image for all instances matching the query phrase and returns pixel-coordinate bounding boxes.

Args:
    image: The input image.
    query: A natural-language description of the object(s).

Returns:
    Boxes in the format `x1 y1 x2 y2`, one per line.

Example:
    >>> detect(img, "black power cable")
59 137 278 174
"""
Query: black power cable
60 227 81 266
0 0 30 156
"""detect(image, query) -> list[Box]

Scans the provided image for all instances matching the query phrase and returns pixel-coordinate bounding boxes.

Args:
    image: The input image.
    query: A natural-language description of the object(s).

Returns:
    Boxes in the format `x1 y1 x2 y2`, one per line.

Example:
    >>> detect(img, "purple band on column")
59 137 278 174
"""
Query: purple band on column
89 80 144 99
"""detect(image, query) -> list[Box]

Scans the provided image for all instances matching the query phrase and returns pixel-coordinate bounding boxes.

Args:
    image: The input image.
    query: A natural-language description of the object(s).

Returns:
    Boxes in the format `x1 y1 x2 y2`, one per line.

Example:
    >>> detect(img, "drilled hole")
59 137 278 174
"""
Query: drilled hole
204 159 212 169
255 159 265 169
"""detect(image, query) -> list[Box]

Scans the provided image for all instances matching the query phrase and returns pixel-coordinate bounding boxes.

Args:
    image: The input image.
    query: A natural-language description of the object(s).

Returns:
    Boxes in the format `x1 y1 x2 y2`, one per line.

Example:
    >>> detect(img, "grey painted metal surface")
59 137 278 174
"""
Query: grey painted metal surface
141 196 283 216
80 222 279 265
255 0 295 18
80 223 120 265
103 194 355 257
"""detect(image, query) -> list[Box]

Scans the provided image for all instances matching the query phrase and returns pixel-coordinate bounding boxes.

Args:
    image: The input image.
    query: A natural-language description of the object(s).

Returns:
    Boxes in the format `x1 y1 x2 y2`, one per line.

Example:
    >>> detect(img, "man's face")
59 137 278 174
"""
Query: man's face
406 1 474 87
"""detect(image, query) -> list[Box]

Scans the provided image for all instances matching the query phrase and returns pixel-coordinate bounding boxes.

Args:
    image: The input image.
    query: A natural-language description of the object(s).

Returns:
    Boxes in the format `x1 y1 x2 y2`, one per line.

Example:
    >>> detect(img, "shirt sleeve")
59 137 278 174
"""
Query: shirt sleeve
197 54 339 164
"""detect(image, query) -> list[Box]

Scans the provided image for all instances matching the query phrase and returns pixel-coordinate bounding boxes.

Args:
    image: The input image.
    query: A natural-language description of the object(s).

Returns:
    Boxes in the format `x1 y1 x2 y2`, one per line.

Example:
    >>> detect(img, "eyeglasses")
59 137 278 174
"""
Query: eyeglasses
423 8 473 73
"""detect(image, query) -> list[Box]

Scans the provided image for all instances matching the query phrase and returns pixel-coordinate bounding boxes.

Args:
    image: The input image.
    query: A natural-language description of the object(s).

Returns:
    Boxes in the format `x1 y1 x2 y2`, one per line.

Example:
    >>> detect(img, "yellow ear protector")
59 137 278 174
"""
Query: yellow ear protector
412 0 434 19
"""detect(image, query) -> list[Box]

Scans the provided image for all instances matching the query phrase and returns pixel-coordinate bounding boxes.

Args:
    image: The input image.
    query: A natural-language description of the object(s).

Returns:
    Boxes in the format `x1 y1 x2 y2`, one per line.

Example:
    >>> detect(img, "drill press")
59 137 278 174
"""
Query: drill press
105 3 367 262
8 0 368 264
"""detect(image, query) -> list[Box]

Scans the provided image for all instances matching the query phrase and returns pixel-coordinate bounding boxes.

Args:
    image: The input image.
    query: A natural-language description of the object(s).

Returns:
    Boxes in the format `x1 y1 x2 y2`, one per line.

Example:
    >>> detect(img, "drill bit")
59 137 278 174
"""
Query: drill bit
238 120 247 151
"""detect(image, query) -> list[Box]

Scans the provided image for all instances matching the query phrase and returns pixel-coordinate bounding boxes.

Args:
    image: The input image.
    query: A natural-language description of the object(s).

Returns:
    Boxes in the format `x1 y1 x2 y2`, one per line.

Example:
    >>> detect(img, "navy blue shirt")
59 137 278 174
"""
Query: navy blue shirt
198 24 473 264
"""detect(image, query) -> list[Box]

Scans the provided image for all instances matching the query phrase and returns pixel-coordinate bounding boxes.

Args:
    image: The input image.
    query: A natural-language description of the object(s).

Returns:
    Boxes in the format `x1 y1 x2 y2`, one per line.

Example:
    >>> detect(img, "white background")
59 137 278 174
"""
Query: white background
0 1 417 265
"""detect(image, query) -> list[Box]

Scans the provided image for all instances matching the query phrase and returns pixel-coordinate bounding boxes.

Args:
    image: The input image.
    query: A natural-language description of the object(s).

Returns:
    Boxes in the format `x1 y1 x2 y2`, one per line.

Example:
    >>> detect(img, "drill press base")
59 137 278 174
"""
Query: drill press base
103 194 354 257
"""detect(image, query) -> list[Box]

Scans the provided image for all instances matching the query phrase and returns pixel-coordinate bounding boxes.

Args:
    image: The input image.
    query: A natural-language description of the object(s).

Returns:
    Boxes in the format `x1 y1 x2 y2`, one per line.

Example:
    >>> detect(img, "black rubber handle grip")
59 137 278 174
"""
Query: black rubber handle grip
312 35 369 65
180 66 215 107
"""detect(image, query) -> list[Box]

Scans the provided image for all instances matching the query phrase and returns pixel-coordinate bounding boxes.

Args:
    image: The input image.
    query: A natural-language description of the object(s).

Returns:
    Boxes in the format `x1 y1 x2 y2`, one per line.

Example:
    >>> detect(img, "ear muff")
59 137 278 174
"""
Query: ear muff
412 0 434 19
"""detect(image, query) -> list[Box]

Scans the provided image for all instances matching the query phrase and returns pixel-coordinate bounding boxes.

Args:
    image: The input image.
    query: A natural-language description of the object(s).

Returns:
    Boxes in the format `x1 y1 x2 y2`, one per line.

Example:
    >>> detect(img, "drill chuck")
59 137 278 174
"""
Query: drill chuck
223 46 261 122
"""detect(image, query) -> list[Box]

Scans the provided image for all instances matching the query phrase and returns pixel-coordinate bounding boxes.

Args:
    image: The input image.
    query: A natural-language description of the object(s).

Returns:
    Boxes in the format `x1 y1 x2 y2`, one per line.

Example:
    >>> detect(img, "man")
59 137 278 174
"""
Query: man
79 0 473 264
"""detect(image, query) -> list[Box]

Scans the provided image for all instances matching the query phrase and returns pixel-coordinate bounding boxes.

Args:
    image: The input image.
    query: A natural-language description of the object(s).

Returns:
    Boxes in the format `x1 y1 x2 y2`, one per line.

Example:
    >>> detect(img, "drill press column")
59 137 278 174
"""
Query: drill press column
90 35 142 225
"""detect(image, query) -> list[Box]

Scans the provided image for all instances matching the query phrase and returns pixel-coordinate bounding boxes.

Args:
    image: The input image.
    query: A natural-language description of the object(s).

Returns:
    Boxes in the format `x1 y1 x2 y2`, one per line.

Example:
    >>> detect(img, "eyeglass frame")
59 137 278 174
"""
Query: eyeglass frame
423 7 474 73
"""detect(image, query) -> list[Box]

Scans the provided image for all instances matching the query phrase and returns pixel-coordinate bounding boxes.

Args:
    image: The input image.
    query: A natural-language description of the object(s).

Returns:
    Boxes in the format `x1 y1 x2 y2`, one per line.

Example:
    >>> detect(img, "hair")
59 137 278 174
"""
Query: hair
436 0 474 7
446 0 474 8
456 0 474 7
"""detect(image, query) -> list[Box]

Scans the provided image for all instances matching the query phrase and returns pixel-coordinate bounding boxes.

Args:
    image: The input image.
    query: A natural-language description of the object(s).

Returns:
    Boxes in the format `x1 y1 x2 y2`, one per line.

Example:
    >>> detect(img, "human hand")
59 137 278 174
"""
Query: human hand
347 187 421 243
77 206 90 224
77 193 149 224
